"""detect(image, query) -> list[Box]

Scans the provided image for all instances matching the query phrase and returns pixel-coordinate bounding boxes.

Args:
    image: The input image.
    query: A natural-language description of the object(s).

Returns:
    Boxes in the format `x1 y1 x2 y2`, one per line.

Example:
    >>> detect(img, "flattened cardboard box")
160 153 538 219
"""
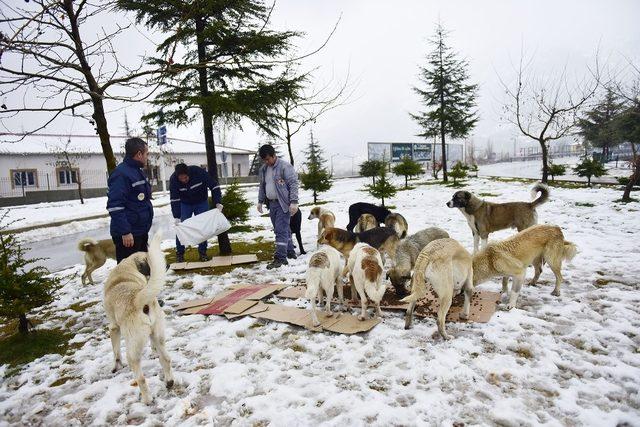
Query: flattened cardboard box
276 284 501 323
170 254 258 271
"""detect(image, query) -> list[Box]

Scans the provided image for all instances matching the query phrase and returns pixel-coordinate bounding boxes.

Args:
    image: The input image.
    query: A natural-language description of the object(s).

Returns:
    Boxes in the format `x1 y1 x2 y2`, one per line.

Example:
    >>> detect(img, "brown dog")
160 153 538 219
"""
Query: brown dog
446 183 549 253
318 226 399 262
354 213 377 233
78 238 117 284
308 207 336 245
384 212 408 238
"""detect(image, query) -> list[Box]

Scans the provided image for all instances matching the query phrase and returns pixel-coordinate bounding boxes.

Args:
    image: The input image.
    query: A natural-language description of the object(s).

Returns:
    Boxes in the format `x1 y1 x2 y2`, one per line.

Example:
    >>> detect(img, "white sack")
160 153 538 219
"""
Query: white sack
175 209 231 246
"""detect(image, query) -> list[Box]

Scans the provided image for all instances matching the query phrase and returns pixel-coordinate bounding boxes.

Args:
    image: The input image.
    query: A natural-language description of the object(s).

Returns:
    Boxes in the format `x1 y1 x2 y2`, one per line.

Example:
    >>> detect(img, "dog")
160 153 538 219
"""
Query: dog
344 243 386 320
346 202 391 232
446 183 549 253
472 224 577 309
305 245 344 326
77 238 116 285
103 233 174 404
308 207 336 246
384 212 408 239
290 209 306 255
387 227 450 297
354 213 377 233
318 226 400 261
401 238 474 340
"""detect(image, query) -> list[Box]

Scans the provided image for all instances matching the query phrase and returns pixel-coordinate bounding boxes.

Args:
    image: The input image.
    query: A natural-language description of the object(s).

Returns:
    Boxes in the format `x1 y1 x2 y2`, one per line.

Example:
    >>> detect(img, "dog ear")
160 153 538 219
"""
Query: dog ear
135 258 151 276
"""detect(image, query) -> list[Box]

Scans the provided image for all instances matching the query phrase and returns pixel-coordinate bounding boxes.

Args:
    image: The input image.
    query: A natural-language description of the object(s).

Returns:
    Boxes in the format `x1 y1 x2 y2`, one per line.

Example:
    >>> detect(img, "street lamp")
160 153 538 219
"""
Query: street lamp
345 155 356 176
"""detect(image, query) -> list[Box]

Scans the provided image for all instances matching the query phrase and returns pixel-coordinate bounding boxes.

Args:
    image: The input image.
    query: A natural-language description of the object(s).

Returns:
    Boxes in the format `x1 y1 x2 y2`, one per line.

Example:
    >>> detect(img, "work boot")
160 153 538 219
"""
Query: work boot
199 253 210 262
287 251 297 260
266 259 288 270
176 254 185 263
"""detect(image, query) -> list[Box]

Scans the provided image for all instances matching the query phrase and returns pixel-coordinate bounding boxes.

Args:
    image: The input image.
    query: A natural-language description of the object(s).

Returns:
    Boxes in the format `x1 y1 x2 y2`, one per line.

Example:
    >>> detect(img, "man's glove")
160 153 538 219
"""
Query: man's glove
289 203 298 216
216 203 223 212
174 218 181 225
257 203 264 214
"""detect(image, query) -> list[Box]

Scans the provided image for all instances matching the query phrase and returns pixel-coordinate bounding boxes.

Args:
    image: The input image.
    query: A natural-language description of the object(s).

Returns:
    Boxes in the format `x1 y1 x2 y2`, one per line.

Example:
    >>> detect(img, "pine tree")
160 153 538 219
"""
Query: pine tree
118 0 300 255
366 167 397 207
220 181 252 224
392 156 423 188
123 112 133 137
548 163 567 182
359 160 386 185
612 103 640 201
299 131 332 203
410 23 478 182
448 161 468 185
578 88 625 160
0 216 61 334
574 157 607 187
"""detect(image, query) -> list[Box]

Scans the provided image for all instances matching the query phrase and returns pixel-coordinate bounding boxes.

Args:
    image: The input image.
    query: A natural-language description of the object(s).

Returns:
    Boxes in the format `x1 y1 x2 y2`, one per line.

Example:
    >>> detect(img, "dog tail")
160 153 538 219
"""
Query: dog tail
135 232 166 307
400 256 429 303
77 238 99 252
530 183 550 207
305 271 321 299
562 241 577 261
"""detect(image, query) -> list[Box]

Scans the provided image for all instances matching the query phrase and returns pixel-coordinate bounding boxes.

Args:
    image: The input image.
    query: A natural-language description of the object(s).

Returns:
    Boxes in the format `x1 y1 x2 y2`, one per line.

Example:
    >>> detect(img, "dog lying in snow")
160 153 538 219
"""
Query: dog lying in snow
402 238 474 340
308 207 336 246
77 238 116 285
387 227 449 297
472 224 577 309
103 233 174 404
305 245 344 326
344 243 386 321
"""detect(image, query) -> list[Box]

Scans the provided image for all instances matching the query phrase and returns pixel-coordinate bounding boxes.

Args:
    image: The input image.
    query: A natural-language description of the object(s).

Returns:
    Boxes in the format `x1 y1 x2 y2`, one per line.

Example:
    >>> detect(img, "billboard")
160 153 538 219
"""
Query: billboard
391 143 413 161
412 143 432 161
367 143 391 161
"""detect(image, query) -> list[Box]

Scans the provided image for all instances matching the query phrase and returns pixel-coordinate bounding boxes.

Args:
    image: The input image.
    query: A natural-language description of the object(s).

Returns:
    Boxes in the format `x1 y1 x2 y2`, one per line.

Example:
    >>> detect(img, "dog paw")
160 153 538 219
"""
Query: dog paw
326 311 334 317
166 379 174 389
551 290 560 297
441 333 451 341
141 395 153 405
459 312 469 320
312 321 321 327
358 315 366 321
506 303 516 310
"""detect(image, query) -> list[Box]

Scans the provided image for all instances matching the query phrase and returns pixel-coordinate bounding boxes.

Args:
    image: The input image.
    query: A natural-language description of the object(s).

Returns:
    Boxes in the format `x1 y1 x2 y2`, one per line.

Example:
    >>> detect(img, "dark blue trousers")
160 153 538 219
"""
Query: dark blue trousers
176 199 210 256
268 199 295 261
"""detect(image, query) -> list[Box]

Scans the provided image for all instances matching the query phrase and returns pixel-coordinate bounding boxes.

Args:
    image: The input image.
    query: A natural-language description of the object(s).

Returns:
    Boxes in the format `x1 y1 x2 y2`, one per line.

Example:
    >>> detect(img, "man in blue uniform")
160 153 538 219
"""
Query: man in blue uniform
107 137 154 263
170 163 223 263
257 144 299 269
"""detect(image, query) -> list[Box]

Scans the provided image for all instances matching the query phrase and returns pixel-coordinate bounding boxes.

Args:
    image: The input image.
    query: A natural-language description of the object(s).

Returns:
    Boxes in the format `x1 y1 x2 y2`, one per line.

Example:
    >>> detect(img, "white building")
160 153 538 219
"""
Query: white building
0 133 256 198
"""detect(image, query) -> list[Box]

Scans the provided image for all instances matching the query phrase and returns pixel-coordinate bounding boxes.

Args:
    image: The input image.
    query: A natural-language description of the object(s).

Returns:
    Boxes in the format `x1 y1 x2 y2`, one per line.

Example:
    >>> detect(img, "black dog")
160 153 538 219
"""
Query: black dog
346 202 391 232
290 209 306 255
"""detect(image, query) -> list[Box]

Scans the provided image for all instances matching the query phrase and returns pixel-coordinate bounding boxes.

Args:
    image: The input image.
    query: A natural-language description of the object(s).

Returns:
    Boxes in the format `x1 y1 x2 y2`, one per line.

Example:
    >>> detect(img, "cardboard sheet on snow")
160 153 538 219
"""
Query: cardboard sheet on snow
195 284 285 315
277 284 501 323
170 254 258 271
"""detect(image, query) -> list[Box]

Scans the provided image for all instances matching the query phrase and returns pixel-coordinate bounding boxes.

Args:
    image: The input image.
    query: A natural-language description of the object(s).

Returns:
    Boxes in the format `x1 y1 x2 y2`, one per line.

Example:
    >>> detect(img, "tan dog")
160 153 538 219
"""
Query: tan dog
77 238 116 285
318 226 399 261
103 233 174 404
305 245 344 326
344 243 386 320
402 238 474 340
308 207 336 246
472 224 577 310
354 213 377 233
384 212 408 239
446 183 549 253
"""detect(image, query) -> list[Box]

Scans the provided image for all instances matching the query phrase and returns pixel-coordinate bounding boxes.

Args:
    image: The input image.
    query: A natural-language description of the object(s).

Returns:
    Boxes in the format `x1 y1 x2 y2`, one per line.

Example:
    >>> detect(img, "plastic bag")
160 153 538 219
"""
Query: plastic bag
175 209 231 246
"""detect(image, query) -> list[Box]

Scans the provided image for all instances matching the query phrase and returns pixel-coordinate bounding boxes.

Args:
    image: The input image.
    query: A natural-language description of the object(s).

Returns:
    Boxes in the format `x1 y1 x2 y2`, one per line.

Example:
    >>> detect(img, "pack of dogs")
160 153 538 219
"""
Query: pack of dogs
78 183 578 403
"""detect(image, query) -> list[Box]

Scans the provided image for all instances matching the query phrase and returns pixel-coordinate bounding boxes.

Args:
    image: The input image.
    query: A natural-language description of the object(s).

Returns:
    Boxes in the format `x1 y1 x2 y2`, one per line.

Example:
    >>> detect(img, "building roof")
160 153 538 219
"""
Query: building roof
0 133 255 156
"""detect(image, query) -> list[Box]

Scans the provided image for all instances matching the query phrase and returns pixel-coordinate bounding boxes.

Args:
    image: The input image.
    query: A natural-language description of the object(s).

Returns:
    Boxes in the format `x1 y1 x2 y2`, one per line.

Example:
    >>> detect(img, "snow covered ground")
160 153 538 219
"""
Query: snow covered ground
1 174 639 426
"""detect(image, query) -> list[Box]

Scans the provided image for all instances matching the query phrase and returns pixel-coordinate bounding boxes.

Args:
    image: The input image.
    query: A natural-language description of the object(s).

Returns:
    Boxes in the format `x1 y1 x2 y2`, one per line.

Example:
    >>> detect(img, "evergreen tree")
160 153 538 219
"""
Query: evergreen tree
366 168 397 207
410 23 478 182
448 161 468 185
299 130 332 203
359 160 386 185
220 181 252 224
123 112 133 137
392 156 423 188
0 217 61 334
578 88 625 160
612 103 640 201
574 157 607 187
118 0 300 255
548 163 567 182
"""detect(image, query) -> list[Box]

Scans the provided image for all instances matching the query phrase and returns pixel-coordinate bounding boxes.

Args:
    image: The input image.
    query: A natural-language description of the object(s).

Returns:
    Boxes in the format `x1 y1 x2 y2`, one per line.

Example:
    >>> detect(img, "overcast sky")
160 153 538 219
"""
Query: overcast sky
4 0 640 172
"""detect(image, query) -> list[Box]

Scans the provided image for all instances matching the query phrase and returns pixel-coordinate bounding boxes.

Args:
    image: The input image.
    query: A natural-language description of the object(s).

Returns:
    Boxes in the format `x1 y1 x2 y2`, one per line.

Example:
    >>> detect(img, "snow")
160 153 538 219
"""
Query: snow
1 171 640 426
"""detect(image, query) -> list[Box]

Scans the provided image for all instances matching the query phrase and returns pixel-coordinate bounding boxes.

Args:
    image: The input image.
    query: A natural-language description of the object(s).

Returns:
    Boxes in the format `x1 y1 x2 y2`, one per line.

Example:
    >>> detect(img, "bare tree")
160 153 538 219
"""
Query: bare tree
0 1 161 173
484 138 494 161
272 62 356 166
465 137 476 165
47 138 89 204
500 53 599 182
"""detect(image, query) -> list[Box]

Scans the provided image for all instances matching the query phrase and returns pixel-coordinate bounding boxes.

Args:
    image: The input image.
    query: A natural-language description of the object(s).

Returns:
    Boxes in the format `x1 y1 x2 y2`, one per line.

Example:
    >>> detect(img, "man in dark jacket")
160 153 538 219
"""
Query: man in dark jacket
170 163 223 263
107 138 154 263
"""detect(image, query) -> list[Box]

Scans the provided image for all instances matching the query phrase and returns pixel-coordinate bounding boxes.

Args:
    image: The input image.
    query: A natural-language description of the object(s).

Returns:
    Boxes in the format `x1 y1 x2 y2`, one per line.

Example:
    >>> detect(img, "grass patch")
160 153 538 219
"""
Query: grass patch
300 200 332 207
50 376 80 387
228 224 254 233
383 205 396 210
68 301 99 313
614 197 639 203
415 180 443 186
446 181 467 188
478 192 499 198
396 186 416 192
574 202 595 207
0 329 72 369
165 239 274 275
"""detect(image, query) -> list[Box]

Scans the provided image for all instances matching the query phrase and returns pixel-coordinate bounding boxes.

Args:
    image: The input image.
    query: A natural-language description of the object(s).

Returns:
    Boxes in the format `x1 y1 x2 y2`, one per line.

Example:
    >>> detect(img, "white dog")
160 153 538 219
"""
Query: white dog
344 242 386 320
305 245 344 327
308 207 336 246
103 233 174 404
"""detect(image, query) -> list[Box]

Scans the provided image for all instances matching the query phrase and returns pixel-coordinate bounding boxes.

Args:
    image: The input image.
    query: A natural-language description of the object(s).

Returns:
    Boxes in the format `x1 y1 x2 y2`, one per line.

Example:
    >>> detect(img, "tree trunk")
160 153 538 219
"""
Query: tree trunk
540 139 549 183
196 17 231 255
381 195 385 207
587 176 592 188
92 100 117 173
313 191 317 204
286 134 295 167
622 146 639 202
405 176 408 188
18 313 29 334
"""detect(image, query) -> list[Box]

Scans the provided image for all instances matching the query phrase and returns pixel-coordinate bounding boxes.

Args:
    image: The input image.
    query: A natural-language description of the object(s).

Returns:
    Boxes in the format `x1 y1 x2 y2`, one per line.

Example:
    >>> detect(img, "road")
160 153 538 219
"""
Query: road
24 213 174 272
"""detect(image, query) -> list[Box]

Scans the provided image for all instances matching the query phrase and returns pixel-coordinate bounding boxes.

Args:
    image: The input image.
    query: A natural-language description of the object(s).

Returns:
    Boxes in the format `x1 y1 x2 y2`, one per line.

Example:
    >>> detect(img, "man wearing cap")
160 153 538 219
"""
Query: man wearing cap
106 137 154 263
257 144 299 269
170 163 223 262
